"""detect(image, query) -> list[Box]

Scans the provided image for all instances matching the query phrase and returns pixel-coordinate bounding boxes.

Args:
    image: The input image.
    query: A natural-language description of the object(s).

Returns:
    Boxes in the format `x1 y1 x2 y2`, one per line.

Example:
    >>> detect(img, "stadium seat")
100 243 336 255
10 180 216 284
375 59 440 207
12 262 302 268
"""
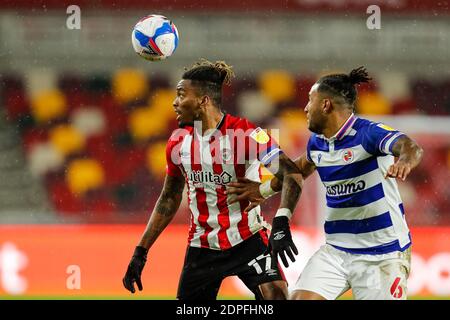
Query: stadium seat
30 90 68 124
148 89 177 122
237 90 274 123
49 124 86 156
28 142 65 177
356 91 392 115
259 70 296 104
146 141 167 179
128 106 167 141
71 107 106 137
66 158 105 195
112 69 148 105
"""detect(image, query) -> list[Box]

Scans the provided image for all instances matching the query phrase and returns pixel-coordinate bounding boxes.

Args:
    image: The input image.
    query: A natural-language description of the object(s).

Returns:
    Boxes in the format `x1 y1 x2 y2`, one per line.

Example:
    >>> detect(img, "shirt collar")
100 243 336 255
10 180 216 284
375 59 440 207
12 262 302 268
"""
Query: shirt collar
318 113 357 142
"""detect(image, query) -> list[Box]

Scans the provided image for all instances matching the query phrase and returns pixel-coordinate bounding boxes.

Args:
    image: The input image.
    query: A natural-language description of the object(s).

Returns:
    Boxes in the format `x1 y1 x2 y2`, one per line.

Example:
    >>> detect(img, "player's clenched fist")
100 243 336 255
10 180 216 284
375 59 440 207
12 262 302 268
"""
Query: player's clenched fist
384 160 412 181
123 246 148 293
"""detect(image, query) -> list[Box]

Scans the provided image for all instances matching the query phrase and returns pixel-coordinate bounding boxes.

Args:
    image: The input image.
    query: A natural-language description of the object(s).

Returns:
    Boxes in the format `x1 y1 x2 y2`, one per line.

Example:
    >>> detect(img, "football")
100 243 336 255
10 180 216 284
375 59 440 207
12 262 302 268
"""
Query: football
131 14 179 61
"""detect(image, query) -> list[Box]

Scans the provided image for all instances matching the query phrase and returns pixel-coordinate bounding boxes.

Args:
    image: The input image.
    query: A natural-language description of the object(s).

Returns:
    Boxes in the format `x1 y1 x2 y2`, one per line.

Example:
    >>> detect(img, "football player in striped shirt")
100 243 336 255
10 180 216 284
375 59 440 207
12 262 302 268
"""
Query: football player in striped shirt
227 67 423 300
123 59 303 300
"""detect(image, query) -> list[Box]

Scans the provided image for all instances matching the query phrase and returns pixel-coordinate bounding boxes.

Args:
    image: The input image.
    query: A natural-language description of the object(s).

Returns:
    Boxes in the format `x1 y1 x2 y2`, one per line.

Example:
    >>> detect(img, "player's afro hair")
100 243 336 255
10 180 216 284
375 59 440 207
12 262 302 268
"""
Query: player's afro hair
317 66 372 105
182 59 235 107
182 58 235 85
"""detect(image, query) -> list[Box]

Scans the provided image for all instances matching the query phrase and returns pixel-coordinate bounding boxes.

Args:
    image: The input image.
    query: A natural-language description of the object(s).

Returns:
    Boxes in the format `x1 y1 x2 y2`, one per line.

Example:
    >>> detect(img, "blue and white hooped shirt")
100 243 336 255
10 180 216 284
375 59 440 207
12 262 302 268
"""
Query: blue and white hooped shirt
306 114 411 255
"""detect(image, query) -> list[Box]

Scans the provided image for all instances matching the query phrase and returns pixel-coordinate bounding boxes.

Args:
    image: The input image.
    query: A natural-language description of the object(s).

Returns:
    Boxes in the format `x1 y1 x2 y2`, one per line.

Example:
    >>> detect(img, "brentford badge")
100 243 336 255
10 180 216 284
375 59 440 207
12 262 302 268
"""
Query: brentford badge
343 149 354 163
221 148 232 162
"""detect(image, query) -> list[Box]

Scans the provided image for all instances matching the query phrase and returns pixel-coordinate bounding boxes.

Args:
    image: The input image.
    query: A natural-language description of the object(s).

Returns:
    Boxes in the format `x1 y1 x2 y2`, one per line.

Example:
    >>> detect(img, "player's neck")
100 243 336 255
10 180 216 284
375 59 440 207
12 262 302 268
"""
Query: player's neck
199 109 224 135
323 112 353 139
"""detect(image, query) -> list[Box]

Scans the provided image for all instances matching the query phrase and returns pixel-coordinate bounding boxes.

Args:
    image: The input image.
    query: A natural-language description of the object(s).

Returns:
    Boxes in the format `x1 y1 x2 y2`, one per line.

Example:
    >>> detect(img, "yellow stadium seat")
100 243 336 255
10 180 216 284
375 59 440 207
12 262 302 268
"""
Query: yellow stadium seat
276 108 308 152
279 109 308 134
259 70 295 104
66 158 105 195
31 90 67 123
112 69 148 105
128 107 167 141
49 125 86 156
357 92 392 115
149 89 177 121
146 142 167 178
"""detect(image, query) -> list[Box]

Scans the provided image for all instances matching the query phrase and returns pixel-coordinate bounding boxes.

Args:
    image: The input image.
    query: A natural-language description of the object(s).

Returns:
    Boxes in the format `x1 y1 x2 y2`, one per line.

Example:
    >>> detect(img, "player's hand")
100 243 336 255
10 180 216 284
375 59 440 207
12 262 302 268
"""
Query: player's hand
226 177 265 212
265 216 298 268
384 159 412 181
123 246 148 293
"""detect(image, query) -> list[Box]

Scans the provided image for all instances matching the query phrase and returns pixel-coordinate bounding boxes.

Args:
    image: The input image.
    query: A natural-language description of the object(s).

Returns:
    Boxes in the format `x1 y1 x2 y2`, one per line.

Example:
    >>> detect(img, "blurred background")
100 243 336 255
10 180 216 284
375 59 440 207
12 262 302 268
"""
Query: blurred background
0 0 449 299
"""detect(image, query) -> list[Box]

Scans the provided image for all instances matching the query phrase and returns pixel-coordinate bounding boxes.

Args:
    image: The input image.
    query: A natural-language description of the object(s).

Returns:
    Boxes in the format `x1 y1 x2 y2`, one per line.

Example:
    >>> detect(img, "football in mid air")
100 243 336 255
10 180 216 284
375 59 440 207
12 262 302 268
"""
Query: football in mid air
131 14 179 61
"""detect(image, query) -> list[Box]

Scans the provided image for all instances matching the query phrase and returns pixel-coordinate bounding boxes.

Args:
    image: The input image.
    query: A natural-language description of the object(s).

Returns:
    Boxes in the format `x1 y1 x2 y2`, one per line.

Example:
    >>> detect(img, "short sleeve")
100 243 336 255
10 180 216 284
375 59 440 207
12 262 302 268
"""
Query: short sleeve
363 122 405 156
247 126 283 166
165 133 183 177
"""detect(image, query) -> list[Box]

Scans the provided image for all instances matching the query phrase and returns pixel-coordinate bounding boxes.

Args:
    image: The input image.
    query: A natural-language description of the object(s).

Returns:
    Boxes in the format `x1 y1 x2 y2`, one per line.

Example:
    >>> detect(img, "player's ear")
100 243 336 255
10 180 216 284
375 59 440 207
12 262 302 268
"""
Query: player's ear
199 95 209 108
322 98 333 113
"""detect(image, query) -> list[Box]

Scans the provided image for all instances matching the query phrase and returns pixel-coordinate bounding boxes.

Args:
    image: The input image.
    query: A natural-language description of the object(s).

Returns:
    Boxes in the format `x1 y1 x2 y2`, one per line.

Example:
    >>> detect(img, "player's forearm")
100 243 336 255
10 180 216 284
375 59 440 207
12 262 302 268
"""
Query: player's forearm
393 136 424 169
138 192 182 249
269 154 313 193
279 172 303 212
272 155 303 213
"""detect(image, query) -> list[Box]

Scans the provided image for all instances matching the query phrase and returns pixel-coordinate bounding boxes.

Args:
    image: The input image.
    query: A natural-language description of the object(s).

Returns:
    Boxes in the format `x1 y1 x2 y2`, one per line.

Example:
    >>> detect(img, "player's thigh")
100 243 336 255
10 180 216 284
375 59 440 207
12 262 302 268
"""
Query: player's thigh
258 280 288 300
291 245 350 300
233 232 287 299
176 247 224 300
351 256 410 300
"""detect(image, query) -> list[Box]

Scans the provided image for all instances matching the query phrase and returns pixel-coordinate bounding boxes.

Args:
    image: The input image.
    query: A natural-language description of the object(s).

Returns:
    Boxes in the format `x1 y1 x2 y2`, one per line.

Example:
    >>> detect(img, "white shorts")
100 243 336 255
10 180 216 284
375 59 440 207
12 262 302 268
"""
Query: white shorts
292 244 411 300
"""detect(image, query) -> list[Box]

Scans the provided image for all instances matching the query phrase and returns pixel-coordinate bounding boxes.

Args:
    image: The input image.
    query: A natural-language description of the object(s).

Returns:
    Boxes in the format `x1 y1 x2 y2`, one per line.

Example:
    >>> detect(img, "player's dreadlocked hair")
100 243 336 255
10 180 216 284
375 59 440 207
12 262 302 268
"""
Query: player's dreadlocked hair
182 58 235 107
316 66 372 106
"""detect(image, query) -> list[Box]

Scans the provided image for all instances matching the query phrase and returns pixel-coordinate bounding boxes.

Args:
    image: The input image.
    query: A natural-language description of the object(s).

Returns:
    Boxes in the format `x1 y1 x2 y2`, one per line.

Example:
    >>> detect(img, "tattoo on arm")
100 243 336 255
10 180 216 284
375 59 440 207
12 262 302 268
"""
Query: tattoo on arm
270 153 316 193
268 154 303 212
391 135 424 169
155 175 185 216
138 174 185 249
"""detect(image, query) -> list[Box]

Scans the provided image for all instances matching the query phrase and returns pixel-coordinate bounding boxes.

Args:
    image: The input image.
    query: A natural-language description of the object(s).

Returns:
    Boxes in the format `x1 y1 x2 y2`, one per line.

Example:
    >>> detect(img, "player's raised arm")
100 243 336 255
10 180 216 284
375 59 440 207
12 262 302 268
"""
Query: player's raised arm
385 135 424 181
264 153 316 195
123 173 185 294
227 152 316 209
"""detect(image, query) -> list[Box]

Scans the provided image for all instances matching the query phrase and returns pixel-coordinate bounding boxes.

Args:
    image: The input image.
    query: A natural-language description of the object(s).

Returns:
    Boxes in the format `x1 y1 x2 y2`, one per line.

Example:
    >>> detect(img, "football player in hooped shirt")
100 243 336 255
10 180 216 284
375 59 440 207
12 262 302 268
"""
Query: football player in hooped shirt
123 59 303 300
227 67 424 300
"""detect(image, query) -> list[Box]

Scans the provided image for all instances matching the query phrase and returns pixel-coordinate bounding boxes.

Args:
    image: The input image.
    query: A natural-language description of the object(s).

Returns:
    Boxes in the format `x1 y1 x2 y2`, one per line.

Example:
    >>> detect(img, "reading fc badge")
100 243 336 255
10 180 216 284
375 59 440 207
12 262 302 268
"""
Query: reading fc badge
343 149 354 163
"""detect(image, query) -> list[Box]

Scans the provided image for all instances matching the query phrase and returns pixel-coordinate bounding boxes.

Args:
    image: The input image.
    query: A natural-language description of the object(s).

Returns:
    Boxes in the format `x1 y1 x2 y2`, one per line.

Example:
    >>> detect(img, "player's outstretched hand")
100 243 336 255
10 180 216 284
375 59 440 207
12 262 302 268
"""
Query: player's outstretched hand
226 177 265 212
384 159 412 181
265 216 298 268
123 246 148 293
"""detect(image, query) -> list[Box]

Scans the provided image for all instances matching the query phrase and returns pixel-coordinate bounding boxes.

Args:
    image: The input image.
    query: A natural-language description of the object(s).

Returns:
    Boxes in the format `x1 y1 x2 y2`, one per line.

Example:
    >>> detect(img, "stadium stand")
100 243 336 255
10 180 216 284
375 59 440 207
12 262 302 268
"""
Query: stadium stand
1 70 449 225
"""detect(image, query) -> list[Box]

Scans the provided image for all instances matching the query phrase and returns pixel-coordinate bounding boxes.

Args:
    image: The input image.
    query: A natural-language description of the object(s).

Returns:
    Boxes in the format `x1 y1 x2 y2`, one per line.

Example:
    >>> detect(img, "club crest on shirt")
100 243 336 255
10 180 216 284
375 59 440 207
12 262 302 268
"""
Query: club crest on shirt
221 148 232 162
250 127 270 144
343 149 354 163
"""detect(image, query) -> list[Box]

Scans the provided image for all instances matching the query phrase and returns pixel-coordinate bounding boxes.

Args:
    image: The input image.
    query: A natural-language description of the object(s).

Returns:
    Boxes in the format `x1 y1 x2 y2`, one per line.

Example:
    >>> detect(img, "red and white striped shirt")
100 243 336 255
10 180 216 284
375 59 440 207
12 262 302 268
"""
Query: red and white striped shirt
166 114 283 250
